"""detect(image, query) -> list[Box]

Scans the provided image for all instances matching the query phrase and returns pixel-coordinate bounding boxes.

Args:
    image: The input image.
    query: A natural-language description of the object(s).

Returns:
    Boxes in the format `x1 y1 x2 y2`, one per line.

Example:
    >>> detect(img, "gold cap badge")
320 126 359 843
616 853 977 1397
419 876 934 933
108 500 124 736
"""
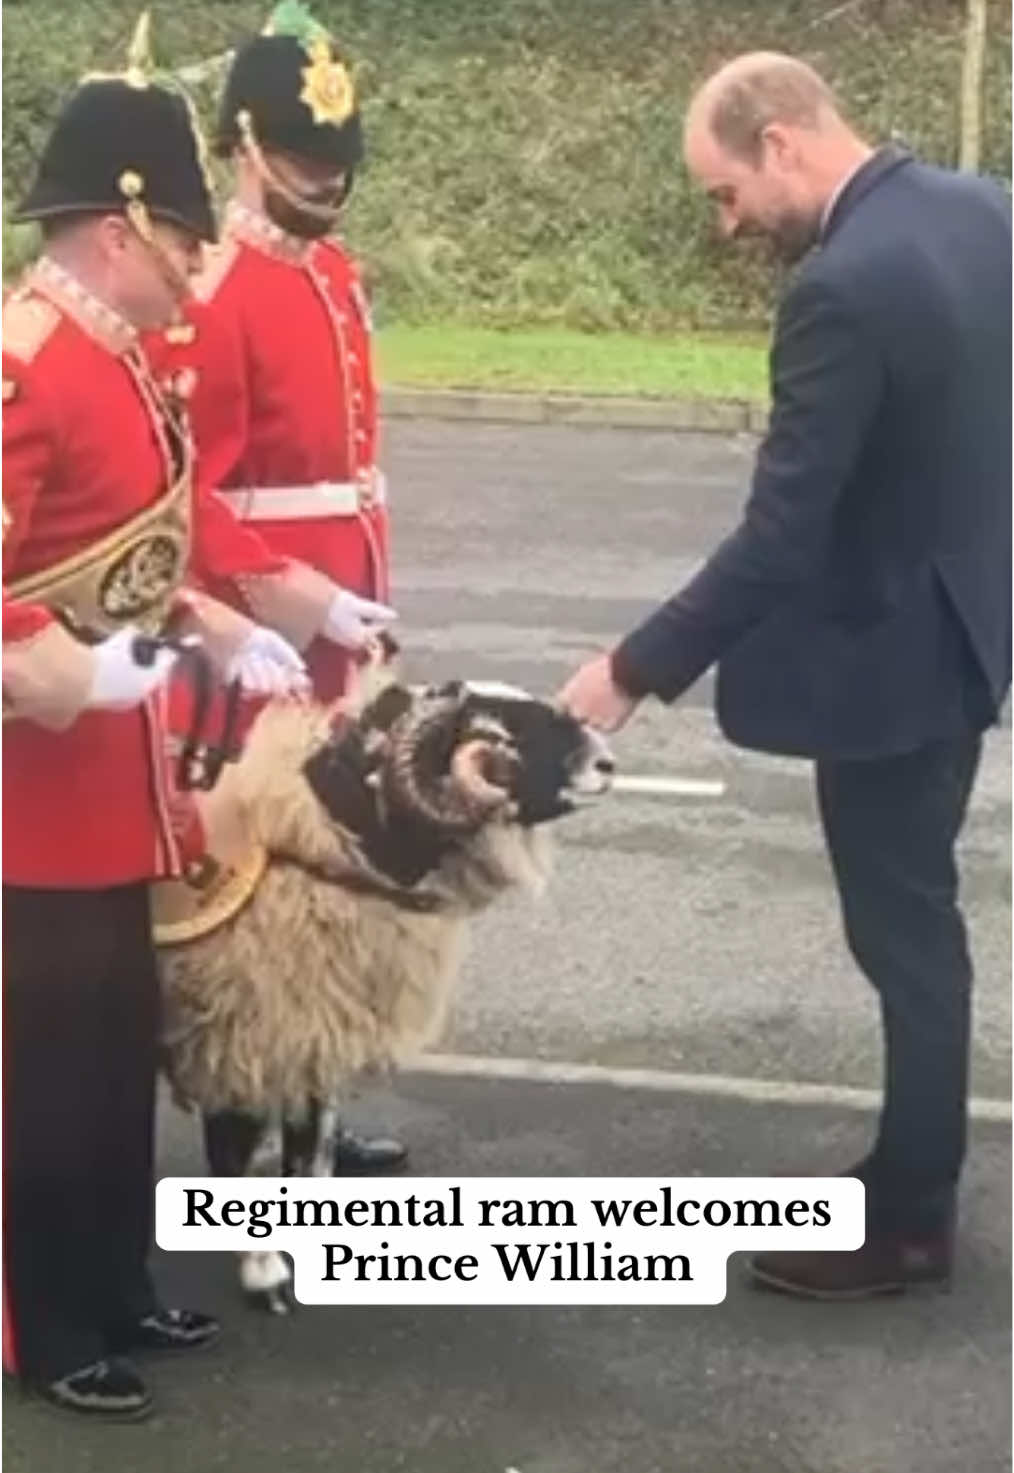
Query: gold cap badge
300 38 355 126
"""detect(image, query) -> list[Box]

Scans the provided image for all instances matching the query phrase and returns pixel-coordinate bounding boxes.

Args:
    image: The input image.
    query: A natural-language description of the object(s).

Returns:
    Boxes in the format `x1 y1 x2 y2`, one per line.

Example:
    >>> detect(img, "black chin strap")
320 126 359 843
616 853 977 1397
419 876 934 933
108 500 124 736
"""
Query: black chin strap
237 110 350 223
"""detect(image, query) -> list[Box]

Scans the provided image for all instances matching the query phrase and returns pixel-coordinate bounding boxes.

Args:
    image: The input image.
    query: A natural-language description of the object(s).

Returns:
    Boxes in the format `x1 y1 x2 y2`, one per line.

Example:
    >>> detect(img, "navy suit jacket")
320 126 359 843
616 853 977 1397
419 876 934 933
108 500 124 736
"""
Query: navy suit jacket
613 148 1012 759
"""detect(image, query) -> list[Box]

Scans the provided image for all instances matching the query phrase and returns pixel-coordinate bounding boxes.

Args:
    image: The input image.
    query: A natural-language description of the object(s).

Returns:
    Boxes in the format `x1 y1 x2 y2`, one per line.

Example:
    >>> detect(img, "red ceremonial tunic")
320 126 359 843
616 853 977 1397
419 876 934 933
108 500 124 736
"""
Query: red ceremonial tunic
2 260 284 889
169 201 389 702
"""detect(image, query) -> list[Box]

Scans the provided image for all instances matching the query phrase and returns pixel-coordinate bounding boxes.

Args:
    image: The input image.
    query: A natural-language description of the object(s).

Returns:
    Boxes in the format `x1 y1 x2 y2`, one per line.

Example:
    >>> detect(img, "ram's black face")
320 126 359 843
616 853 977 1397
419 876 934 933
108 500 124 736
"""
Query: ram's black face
428 681 615 826
303 679 615 890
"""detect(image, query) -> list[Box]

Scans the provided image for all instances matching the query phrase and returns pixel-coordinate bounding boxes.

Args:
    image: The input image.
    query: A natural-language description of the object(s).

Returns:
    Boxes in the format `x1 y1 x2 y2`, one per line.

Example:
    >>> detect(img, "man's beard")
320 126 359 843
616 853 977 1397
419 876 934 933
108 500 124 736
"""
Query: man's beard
263 185 339 240
766 206 822 264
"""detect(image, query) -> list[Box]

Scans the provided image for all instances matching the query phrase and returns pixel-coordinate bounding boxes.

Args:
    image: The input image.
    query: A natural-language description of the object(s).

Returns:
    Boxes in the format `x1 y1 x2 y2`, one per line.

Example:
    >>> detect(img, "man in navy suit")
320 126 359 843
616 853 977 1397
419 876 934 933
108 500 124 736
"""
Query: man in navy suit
560 52 1011 1298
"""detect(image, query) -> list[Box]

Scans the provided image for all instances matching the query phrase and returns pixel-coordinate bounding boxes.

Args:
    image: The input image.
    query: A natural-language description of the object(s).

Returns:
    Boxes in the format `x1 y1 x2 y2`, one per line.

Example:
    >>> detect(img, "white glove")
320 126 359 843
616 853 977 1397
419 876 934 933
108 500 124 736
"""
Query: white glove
86 626 180 711
321 589 398 651
225 625 310 699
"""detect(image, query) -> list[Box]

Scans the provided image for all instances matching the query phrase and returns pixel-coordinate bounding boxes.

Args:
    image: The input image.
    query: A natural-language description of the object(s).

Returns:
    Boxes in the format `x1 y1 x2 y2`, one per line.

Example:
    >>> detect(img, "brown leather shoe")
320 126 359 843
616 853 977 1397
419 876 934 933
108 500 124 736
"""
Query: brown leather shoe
747 1231 953 1301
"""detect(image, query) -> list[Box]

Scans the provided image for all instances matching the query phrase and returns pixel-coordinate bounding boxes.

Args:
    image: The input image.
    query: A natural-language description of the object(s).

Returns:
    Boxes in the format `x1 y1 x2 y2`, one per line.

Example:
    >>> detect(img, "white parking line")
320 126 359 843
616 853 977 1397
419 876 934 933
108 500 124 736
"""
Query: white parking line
611 776 727 798
412 1052 1012 1123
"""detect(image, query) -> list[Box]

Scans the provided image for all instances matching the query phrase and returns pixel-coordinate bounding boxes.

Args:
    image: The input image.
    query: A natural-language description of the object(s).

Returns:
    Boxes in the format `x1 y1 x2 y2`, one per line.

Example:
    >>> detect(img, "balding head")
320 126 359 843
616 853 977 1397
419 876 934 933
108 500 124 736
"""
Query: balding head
689 53 840 163
684 52 871 262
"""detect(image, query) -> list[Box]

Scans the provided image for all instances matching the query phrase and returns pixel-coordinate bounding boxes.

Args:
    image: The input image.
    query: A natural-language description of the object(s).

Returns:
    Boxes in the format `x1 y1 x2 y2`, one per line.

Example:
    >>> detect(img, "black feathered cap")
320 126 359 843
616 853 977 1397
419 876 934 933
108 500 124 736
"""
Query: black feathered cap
13 16 217 242
215 3 364 173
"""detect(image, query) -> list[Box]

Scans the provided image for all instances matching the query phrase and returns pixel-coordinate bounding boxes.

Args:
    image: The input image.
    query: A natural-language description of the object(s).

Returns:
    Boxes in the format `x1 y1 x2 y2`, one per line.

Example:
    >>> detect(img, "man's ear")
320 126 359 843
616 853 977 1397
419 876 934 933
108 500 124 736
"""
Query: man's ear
759 123 795 170
96 212 133 262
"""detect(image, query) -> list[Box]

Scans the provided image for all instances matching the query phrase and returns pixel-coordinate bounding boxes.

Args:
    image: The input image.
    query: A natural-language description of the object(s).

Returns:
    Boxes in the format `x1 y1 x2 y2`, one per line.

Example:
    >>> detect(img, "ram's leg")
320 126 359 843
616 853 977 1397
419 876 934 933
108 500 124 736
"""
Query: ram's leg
202 1109 293 1315
281 1097 325 1177
253 1098 332 1313
202 1108 267 1177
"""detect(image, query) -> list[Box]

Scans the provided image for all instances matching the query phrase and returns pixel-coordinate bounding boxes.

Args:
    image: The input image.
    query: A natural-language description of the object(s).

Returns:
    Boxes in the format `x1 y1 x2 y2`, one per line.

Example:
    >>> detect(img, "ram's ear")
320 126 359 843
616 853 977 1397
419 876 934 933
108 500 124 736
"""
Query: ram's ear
302 734 377 835
360 682 414 733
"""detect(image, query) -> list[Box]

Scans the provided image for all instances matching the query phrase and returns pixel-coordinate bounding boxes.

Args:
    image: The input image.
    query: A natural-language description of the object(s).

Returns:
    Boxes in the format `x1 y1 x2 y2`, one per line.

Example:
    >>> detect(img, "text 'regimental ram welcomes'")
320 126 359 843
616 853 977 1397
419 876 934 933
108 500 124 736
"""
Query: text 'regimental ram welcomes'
156 1177 865 1305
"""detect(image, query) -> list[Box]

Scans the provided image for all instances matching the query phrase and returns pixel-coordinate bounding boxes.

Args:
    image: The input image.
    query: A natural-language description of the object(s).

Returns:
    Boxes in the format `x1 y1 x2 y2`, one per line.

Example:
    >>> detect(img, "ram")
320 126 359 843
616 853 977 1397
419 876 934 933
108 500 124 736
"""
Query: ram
154 676 614 1310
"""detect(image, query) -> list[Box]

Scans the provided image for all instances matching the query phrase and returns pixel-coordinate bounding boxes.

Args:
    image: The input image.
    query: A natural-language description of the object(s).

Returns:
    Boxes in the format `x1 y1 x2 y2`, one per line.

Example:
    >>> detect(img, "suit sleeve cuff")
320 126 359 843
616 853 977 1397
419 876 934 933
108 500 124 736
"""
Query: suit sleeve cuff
611 614 683 700
611 599 712 705
609 641 655 700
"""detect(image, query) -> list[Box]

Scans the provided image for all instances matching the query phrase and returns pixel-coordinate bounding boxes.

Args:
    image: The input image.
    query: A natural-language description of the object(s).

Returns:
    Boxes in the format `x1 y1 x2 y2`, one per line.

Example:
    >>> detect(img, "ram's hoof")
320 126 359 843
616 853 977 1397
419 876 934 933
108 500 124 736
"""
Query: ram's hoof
246 1283 296 1316
239 1250 294 1314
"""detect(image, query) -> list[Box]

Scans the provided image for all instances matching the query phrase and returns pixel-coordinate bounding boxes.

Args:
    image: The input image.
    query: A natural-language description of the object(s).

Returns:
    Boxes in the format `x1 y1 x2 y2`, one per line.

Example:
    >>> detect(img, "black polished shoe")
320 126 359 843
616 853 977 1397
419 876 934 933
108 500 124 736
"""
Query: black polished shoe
331 1126 408 1174
108 1307 221 1354
34 1358 152 1422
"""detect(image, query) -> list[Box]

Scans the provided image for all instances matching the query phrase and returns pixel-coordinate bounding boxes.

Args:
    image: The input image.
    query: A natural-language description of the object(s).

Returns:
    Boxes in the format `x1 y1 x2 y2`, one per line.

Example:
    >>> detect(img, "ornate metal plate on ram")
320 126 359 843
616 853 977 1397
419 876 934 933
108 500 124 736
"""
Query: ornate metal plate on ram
152 845 269 947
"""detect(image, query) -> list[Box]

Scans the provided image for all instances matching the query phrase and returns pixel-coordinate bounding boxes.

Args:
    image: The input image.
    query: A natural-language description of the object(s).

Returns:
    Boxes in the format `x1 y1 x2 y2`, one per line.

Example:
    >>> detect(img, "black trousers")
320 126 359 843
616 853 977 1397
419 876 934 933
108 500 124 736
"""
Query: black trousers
816 729 983 1235
3 883 161 1383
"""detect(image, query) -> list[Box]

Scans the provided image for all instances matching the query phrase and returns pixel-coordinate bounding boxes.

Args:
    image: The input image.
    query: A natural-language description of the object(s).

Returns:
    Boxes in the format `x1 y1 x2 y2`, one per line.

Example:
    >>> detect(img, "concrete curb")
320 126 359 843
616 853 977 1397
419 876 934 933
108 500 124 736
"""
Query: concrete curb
381 386 770 435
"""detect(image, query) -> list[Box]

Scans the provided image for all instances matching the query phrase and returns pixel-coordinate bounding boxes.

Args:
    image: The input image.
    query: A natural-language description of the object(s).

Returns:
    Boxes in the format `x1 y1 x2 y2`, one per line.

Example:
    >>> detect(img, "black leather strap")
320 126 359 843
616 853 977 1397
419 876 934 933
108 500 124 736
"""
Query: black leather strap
132 632 242 792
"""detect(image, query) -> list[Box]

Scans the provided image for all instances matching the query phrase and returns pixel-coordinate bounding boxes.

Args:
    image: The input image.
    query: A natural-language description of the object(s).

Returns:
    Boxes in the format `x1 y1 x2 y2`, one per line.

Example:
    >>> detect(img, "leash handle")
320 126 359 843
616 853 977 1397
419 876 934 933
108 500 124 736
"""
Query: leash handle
131 632 242 792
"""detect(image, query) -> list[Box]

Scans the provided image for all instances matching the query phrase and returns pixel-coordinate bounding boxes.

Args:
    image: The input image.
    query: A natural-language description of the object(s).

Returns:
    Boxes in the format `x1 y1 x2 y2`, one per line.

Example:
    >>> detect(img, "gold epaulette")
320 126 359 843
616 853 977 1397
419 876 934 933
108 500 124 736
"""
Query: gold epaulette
193 238 241 303
2 292 60 365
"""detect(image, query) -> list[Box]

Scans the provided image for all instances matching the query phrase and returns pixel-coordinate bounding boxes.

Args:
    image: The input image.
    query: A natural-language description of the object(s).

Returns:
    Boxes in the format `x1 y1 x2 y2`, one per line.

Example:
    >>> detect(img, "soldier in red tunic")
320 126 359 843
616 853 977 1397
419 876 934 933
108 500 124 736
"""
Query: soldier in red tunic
1 38 339 1419
163 2 407 1174
181 1 393 701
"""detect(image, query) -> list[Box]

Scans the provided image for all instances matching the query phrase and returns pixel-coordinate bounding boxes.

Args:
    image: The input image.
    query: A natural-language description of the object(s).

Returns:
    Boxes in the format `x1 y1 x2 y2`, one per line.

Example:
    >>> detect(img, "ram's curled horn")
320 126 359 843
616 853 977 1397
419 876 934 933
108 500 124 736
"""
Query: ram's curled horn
449 737 517 813
382 689 480 830
380 690 521 831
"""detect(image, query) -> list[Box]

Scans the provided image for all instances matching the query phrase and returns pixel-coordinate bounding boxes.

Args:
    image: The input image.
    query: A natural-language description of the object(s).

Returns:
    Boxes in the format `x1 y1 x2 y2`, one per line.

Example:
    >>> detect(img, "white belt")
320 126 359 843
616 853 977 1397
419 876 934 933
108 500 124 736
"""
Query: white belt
217 471 386 522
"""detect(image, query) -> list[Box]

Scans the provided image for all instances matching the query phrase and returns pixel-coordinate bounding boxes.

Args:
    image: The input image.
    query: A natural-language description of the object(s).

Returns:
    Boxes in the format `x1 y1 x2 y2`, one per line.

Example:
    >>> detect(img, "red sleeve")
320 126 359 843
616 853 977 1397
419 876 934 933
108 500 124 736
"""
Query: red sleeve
191 483 286 584
2 590 51 642
2 355 56 642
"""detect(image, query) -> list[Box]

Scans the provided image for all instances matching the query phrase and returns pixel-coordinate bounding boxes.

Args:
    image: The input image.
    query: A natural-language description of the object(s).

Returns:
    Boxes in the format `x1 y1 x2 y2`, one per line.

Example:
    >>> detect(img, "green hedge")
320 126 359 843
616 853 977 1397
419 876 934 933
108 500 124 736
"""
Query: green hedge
4 0 1011 331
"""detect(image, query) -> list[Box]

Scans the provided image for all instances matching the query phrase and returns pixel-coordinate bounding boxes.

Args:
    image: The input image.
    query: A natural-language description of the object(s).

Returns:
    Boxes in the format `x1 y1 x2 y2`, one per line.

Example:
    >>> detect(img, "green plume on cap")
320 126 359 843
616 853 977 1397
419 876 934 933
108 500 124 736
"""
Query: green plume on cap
262 1 330 47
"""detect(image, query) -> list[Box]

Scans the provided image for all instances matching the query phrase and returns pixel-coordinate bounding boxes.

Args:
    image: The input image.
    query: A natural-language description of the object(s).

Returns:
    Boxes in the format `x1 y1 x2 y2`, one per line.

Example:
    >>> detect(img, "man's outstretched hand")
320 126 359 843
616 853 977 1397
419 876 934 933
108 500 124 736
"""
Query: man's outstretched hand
556 653 640 733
